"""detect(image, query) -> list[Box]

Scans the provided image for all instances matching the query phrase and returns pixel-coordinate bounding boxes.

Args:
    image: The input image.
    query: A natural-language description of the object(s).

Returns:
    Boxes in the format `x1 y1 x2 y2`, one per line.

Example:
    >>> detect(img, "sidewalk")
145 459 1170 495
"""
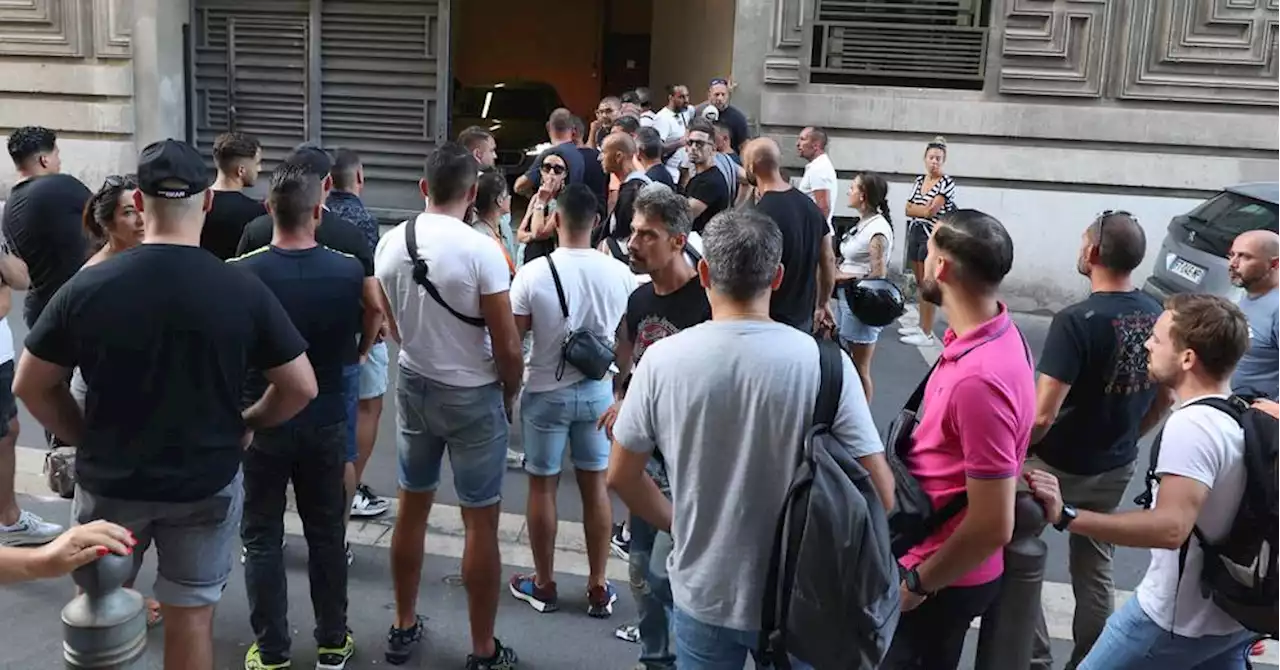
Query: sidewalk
9 448 1276 668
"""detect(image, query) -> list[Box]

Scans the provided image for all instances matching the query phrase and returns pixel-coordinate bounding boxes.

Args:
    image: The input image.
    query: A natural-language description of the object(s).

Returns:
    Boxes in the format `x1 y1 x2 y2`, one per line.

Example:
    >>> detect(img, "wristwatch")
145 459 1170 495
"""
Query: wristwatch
1054 503 1078 532
902 567 933 598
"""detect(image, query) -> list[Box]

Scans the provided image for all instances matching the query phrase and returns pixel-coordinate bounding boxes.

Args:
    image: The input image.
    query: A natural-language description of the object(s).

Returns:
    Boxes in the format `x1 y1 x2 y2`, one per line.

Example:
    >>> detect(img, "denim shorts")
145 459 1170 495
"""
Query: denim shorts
520 378 613 477
395 366 508 507
359 341 389 400
72 470 244 608
1077 597 1258 670
833 294 883 345
342 365 360 463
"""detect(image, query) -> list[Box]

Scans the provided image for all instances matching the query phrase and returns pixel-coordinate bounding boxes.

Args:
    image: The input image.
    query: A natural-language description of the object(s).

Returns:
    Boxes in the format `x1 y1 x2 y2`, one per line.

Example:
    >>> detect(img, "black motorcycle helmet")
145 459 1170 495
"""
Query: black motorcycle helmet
845 278 905 328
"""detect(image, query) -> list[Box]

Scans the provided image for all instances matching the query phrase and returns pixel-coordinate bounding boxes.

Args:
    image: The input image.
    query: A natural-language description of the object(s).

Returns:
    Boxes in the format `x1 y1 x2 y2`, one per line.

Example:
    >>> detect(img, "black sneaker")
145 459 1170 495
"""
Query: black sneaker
465 639 518 670
610 523 630 561
385 615 425 666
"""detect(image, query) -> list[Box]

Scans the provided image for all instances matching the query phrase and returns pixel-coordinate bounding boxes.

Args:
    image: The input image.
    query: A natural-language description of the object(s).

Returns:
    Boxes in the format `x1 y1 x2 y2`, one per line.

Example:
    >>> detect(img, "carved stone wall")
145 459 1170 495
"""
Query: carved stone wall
998 0 1277 105
0 0 131 58
762 0 806 84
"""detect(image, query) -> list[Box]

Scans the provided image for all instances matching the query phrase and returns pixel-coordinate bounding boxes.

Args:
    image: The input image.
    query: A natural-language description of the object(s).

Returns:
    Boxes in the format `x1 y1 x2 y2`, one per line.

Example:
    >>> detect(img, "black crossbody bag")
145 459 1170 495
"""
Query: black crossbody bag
404 217 485 328
546 255 615 381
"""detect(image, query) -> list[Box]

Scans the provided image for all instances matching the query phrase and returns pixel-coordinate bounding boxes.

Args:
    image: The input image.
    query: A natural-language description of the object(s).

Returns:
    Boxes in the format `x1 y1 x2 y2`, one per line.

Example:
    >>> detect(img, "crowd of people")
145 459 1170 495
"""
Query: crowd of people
0 73 1274 670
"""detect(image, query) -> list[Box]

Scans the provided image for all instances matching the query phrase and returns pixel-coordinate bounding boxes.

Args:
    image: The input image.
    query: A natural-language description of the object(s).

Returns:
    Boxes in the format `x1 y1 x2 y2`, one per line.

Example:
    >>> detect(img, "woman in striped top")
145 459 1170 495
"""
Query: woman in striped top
900 136 957 347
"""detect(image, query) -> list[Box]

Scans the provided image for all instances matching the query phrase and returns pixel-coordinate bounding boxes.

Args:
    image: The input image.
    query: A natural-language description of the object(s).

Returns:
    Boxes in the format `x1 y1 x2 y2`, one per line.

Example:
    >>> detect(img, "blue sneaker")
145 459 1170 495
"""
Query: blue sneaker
587 581 618 618
509 573 558 613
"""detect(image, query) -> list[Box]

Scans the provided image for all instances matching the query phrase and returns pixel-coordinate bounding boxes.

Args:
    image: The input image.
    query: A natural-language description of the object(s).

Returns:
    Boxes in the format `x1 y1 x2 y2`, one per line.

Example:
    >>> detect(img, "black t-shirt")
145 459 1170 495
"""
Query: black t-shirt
719 105 751 153
686 168 730 234
625 276 712 365
645 163 677 191
202 190 266 261
609 176 649 240
231 245 364 424
1035 290 1163 475
236 210 374 276
753 188 828 329
578 147 609 210
1 174 91 327
25 244 306 502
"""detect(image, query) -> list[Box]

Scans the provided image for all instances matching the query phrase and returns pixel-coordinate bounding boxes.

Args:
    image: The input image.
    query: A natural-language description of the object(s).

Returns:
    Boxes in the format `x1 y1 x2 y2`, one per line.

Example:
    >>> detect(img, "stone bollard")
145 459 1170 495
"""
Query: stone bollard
974 491 1049 670
62 551 147 669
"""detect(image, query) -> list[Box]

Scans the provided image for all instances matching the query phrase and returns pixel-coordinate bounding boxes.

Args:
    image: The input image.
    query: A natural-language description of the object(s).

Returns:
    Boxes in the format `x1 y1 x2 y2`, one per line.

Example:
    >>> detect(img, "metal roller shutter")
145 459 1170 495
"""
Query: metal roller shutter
320 1 444 220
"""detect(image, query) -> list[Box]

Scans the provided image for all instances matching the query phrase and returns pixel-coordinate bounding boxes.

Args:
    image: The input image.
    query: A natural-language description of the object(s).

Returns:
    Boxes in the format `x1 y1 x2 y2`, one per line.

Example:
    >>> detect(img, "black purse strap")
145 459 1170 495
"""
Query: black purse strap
545 254 573 382
405 217 485 328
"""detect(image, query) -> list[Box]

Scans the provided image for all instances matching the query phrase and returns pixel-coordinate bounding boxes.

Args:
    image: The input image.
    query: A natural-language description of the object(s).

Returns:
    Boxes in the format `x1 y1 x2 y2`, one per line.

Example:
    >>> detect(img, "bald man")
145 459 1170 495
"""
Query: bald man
1228 229 1279 399
596 133 649 253
743 137 837 333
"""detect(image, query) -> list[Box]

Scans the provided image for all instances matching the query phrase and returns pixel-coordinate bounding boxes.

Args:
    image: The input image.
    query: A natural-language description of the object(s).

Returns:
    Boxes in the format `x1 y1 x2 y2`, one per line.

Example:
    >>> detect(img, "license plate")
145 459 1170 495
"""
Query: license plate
1170 258 1206 284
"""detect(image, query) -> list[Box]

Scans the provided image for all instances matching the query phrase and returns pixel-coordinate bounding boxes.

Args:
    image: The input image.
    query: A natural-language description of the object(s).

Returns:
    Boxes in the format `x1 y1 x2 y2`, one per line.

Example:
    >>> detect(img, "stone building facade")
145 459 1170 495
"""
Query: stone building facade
1 0 1276 310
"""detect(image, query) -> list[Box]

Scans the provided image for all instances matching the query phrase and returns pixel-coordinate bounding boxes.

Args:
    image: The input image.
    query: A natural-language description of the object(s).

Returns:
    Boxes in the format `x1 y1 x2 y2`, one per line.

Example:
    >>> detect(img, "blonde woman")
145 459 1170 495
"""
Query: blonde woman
901 136 957 346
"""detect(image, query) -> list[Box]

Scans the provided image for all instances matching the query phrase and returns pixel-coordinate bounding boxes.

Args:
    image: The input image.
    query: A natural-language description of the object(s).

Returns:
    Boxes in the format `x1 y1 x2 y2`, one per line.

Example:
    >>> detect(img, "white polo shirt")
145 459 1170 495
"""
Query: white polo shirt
374 212 511 387
799 152 839 228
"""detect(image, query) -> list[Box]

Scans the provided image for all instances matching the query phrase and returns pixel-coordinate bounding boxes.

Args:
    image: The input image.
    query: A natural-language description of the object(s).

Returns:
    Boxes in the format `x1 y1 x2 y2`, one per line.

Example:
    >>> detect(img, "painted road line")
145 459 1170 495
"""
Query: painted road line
13 446 1275 663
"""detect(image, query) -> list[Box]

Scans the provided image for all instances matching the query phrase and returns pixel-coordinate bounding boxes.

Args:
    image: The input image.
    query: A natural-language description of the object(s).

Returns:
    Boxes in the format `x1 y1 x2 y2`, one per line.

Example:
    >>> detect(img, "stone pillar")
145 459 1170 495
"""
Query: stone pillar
132 0 190 148
729 0 809 136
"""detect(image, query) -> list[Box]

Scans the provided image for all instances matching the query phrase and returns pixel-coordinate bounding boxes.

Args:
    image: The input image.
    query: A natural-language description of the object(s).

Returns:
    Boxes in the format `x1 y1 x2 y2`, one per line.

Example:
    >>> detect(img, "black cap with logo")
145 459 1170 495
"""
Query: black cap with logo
136 139 211 199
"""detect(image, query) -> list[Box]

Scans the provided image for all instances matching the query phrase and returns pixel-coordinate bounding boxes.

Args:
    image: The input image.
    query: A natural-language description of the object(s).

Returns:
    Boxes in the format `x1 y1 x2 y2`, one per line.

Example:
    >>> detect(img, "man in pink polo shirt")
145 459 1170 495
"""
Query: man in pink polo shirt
884 209 1037 669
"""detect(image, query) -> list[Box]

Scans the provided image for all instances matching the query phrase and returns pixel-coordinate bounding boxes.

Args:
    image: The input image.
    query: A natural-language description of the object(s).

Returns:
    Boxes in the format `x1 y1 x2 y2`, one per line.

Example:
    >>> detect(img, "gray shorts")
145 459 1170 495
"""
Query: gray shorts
72 471 244 608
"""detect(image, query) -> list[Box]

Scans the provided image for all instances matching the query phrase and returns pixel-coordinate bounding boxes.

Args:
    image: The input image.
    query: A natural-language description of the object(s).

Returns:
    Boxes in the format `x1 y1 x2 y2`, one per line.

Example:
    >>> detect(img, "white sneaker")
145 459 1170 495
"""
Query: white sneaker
0 510 64 546
350 483 390 518
898 324 922 336
506 448 525 470
900 331 937 347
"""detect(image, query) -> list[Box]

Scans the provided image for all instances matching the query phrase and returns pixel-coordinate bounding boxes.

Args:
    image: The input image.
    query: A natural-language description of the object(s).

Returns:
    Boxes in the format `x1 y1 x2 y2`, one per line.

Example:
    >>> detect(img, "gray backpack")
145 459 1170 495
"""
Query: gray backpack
759 340 900 669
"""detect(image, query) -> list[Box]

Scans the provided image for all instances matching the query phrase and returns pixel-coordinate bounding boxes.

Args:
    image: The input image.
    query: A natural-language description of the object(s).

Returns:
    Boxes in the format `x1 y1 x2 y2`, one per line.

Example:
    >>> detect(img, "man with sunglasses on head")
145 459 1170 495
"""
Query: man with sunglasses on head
1026 211 1172 670
693 78 750 153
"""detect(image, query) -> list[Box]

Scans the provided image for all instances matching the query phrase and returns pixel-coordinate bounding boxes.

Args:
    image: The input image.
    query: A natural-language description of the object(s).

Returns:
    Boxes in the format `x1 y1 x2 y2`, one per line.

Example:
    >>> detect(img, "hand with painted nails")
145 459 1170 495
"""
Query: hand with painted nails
3 520 137 583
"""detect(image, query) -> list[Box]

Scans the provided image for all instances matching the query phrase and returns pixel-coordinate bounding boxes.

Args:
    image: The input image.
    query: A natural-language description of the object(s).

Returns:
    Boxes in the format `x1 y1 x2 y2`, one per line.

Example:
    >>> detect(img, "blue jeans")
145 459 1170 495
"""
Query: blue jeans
520 378 613 476
1078 597 1258 670
630 514 676 669
395 366 508 507
672 608 814 670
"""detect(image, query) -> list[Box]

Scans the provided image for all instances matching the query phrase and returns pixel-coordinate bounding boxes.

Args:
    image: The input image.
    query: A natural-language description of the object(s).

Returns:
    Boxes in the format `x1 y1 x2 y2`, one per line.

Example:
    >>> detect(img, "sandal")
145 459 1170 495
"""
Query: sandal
145 598 163 628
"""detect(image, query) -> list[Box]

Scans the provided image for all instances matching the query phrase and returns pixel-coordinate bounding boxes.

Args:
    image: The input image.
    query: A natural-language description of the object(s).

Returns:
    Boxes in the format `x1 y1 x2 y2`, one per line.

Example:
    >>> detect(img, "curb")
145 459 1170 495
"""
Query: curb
13 446 628 583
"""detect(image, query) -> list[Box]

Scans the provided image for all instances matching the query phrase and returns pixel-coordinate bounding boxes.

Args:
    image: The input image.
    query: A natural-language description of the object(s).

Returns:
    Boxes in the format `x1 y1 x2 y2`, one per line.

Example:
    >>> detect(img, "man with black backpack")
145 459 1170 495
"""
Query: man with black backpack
1027 292 1275 668
606 208 893 668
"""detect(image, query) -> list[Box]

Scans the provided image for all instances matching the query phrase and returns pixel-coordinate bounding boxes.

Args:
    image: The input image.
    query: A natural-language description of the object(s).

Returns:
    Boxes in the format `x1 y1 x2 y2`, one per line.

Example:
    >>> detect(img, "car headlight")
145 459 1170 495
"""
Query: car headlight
525 142 553 156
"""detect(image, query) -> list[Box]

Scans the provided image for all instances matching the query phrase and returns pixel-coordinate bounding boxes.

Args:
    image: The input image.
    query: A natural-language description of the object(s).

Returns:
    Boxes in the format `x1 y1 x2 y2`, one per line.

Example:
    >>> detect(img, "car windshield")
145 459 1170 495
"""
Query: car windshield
1183 191 1279 257
454 87 552 121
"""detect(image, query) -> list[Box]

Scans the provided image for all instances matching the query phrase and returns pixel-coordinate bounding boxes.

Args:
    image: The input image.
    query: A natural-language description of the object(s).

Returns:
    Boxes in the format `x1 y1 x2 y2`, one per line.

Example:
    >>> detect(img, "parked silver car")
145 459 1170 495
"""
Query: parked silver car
1142 182 1279 302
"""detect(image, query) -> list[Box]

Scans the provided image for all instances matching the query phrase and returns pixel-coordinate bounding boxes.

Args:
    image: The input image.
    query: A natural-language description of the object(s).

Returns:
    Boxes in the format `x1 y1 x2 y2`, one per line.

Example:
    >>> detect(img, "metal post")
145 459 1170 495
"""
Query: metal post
974 491 1049 670
61 552 147 669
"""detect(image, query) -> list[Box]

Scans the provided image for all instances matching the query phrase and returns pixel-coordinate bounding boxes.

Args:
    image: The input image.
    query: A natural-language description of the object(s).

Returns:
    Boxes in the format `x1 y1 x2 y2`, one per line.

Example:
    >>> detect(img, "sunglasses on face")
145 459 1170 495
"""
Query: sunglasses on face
687 139 711 149
540 164 566 175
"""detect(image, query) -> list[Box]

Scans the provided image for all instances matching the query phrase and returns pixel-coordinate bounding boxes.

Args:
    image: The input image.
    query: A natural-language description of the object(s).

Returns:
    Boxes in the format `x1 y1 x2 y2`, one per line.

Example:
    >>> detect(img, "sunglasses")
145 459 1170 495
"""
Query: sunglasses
540 164 566 175
710 78 729 87
103 174 137 189
1093 210 1136 257
687 139 711 149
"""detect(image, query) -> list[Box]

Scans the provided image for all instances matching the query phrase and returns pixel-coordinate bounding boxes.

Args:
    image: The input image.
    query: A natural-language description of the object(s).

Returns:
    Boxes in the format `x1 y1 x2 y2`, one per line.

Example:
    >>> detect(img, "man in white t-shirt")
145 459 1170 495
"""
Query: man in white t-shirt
1027 293 1261 668
651 85 693 182
373 143 525 668
797 126 838 229
506 183 636 619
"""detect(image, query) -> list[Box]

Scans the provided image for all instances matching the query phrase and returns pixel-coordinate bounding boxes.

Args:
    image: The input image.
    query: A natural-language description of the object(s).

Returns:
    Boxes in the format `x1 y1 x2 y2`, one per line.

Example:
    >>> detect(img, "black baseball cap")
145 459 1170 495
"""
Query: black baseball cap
136 139 211 199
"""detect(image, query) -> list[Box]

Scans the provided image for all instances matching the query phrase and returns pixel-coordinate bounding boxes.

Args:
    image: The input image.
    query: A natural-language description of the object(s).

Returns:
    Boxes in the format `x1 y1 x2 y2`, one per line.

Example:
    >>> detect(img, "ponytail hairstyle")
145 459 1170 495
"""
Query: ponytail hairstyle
82 173 137 245
856 171 892 226
925 135 948 159
474 168 508 220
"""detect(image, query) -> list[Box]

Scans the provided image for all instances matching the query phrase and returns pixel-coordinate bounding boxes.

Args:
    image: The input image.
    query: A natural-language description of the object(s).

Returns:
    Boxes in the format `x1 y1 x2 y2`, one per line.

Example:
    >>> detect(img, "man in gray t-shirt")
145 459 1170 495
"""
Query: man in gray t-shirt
608 208 892 663
1228 231 1279 400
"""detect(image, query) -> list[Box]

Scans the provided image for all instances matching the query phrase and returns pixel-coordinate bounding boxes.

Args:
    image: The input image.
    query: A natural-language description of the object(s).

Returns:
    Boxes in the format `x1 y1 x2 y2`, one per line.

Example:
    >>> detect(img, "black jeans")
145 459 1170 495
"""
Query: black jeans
882 577 1002 670
242 420 349 661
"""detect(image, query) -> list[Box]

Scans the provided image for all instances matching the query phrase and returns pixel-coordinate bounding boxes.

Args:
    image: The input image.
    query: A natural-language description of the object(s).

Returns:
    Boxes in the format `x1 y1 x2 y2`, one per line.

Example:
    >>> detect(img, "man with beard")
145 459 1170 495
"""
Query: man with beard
1226 230 1278 401
598 184 710 670
652 85 693 182
883 209 1036 670
203 132 265 260
694 78 750 153
1025 212 1171 670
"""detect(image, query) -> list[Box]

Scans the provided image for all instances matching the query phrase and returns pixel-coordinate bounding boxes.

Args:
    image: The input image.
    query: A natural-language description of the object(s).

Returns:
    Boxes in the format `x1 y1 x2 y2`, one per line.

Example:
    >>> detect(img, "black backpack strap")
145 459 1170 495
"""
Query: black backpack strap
684 241 702 265
904 358 942 414
605 236 628 264
1135 395 1249 509
814 339 844 429
405 218 485 328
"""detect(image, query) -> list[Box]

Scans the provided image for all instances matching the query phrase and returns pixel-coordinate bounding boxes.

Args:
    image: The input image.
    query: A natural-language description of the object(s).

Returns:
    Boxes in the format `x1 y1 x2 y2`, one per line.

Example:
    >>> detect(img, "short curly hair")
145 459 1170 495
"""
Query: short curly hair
212 132 261 173
7 126 57 166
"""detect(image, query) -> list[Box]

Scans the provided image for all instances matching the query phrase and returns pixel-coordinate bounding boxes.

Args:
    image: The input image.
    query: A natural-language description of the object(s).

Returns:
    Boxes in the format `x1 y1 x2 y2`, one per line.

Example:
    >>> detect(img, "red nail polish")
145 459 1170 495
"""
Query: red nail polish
96 547 108 557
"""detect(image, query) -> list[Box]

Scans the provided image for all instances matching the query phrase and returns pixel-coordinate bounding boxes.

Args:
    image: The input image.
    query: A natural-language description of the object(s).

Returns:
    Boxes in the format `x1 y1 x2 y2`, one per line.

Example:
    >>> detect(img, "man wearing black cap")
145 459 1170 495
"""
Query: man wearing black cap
236 143 384 549
13 138 319 670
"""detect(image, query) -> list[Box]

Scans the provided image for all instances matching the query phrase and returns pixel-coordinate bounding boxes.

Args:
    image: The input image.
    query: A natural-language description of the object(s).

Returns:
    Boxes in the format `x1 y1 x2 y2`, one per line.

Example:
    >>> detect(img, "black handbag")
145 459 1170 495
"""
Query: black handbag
546 255 616 381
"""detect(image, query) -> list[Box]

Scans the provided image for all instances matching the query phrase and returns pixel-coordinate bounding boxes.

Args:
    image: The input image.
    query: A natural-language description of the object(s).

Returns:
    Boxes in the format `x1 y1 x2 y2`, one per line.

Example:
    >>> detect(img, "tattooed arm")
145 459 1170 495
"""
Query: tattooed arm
868 234 888 279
